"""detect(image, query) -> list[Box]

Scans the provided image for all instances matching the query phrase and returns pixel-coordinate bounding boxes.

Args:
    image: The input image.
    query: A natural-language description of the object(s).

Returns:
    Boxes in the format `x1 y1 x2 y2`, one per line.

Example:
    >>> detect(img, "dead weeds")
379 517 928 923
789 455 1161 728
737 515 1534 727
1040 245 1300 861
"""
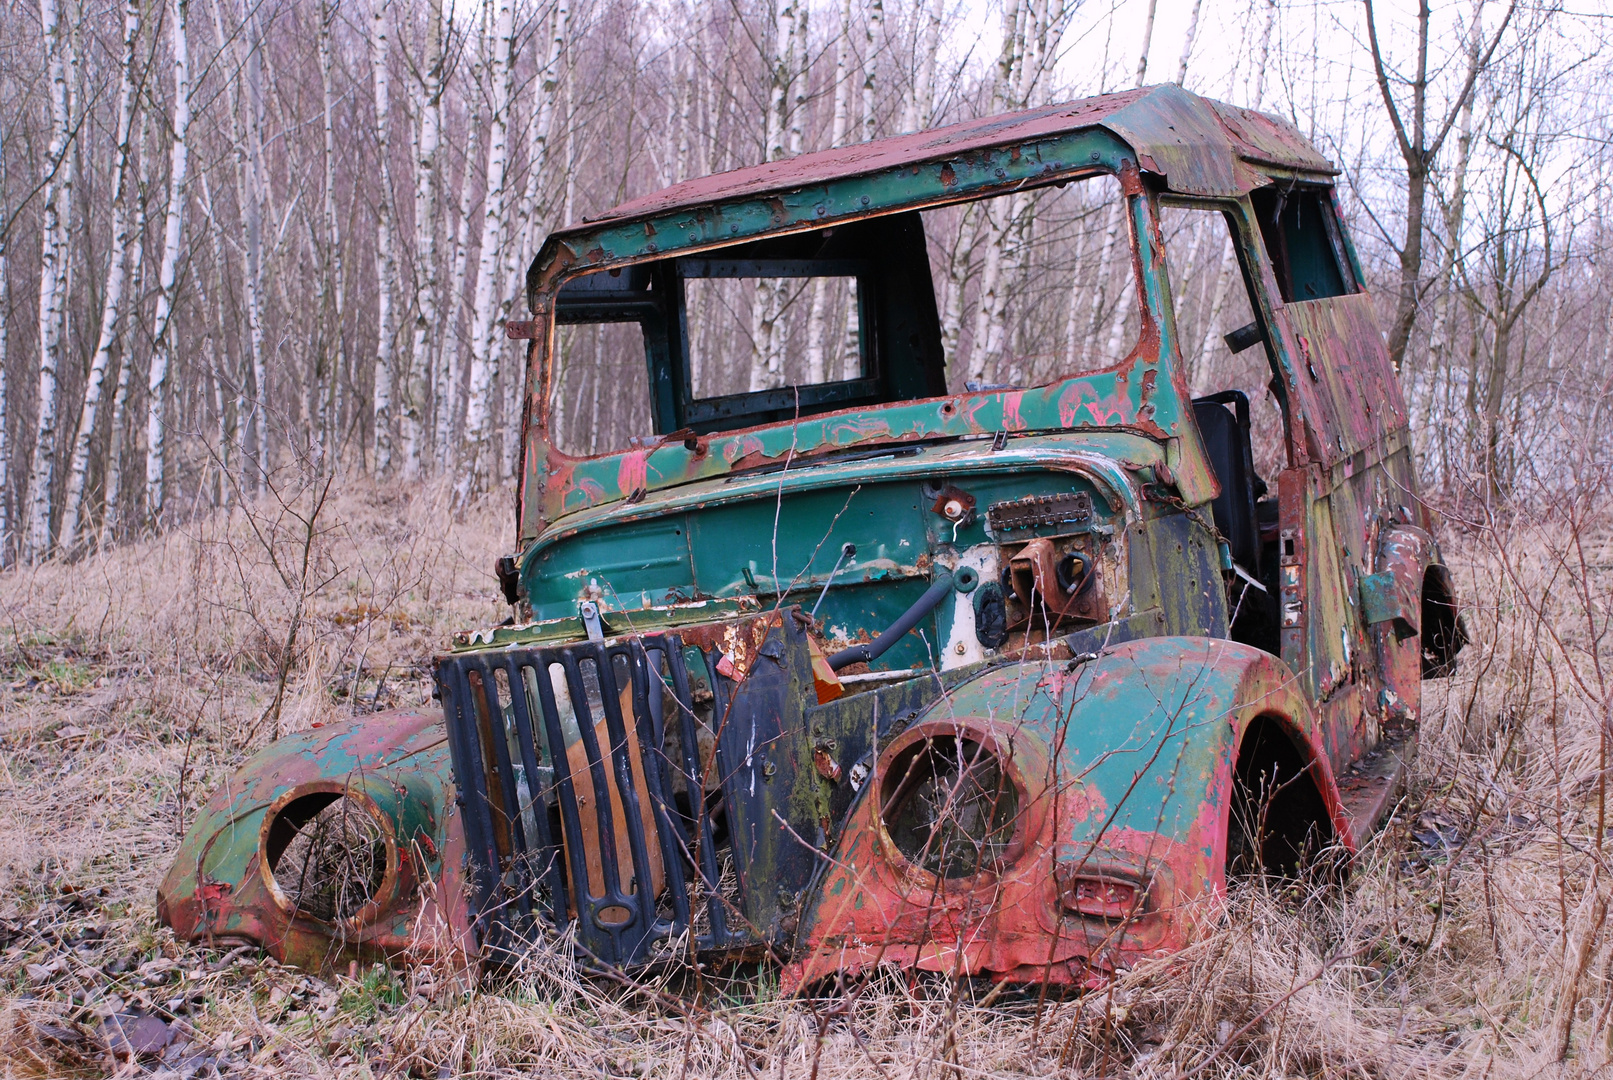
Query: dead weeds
1 474 1609 1078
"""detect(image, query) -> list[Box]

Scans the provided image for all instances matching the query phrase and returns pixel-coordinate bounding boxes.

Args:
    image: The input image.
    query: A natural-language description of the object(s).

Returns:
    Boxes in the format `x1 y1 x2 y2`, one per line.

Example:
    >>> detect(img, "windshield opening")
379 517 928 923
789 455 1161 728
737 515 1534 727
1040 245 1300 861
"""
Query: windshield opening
543 174 1148 458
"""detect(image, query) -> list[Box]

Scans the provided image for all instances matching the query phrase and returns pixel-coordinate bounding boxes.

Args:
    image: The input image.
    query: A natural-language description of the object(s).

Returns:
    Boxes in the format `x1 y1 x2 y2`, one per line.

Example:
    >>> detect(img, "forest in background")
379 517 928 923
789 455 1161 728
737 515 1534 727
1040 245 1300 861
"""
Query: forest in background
0 0 1608 565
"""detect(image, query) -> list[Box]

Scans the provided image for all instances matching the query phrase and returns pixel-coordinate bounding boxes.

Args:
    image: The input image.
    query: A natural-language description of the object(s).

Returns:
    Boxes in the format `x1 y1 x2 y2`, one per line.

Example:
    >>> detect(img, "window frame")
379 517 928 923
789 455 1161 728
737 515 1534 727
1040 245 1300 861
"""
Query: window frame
673 256 880 427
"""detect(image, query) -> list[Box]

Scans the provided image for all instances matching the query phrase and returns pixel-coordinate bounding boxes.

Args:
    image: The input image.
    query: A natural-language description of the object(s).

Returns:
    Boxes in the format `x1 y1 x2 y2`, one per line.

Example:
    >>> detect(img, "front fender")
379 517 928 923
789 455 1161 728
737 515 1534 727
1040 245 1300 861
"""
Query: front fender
156 709 474 975
785 636 1348 990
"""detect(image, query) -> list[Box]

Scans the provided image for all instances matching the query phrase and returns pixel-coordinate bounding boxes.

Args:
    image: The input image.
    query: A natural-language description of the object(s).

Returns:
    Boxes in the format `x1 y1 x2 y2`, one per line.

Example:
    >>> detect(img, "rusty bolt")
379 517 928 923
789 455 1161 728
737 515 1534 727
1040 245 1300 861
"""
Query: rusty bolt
813 746 842 784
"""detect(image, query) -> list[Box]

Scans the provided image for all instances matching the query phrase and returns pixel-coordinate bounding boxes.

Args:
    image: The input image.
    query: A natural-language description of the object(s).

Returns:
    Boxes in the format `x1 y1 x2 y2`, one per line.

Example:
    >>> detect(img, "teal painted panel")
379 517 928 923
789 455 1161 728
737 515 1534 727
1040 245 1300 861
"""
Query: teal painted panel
526 515 692 614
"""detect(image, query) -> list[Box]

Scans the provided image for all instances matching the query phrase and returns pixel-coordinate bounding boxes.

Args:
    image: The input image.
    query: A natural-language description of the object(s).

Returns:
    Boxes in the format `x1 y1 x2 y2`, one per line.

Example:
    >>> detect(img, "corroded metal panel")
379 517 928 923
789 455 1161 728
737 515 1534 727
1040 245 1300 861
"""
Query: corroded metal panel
156 710 475 974
784 638 1350 991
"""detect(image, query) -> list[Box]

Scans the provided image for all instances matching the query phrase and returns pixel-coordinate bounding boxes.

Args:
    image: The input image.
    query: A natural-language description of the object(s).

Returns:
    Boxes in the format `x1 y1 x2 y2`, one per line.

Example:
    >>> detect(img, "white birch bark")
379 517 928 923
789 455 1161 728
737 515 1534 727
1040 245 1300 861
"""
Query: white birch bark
454 0 517 506
103 113 151 547
1251 0 1276 107
61 0 141 552
1078 4 1164 368
499 0 568 481
26 0 77 560
197 171 233 505
964 0 1025 386
1061 218 1094 368
371 0 400 474
674 36 693 183
145 0 192 522
806 0 858 384
967 206 1009 385
749 0 803 393
0 226 10 562
940 205 978 380
244 14 268 495
439 110 482 465
517 0 568 267
1176 0 1204 85
403 0 443 479
1082 200 1125 361
1134 0 1159 87
861 0 883 145
902 0 944 133
1428 0 1482 373
1103 272 1137 359
317 0 347 464
1193 242 1234 386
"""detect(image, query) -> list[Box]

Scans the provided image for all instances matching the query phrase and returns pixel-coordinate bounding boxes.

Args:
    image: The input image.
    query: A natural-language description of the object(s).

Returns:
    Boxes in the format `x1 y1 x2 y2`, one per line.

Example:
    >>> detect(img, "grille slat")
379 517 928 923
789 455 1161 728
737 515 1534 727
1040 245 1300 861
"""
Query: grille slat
440 633 762 967
498 655 570 924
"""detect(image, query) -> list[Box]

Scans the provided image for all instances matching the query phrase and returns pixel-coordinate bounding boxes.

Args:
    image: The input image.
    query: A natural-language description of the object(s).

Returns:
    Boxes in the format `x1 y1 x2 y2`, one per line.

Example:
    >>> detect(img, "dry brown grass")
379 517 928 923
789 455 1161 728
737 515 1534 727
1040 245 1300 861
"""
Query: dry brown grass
1 470 1609 1078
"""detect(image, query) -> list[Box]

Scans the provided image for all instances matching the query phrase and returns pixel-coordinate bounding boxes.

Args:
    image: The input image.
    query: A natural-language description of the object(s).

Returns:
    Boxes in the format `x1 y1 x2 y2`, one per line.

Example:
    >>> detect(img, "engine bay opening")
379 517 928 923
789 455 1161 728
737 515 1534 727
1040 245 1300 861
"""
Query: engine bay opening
880 733 1020 879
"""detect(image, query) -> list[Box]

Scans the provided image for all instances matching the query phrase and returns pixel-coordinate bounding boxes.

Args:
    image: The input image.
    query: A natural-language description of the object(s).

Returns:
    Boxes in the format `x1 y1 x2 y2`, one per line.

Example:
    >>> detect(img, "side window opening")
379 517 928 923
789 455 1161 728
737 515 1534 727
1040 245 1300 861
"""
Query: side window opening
1160 203 1286 481
1162 201 1287 656
1249 186 1357 303
548 265 666 456
921 172 1141 391
546 213 947 455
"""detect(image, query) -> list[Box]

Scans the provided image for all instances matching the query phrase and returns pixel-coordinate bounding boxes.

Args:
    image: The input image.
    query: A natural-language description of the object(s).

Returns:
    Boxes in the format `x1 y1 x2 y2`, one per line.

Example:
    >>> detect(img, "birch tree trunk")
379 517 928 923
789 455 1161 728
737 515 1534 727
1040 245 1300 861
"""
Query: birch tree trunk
439 111 482 466
244 14 268 496
674 35 693 183
403 0 443 479
317 0 347 466
1251 0 1275 107
500 0 568 480
748 0 803 393
902 0 944 133
370 0 400 474
940 205 978 380
1428 4 1482 380
519 0 568 267
1134 0 1159 87
61 0 141 552
806 0 857 384
0 224 10 563
103 113 151 547
1176 0 1204 84
145 0 192 523
964 0 1025 386
862 0 882 145
454 0 517 506
26 0 77 560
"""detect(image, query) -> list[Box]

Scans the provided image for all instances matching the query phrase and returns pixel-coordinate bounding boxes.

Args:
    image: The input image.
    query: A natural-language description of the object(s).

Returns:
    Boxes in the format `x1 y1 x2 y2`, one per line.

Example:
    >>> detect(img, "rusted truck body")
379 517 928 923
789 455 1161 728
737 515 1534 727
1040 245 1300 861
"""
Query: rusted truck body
159 85 1464 989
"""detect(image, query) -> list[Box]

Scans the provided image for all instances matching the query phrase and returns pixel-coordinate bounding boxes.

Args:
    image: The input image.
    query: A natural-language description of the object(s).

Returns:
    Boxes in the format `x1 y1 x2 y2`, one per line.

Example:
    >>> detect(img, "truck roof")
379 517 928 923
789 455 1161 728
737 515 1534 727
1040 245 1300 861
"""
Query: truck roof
554 83 1334 241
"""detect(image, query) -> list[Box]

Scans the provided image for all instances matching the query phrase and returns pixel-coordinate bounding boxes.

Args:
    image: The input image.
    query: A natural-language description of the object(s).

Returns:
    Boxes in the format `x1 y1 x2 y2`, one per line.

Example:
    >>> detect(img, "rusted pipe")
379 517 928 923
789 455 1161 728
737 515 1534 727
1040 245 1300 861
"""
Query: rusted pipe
827 571 954 672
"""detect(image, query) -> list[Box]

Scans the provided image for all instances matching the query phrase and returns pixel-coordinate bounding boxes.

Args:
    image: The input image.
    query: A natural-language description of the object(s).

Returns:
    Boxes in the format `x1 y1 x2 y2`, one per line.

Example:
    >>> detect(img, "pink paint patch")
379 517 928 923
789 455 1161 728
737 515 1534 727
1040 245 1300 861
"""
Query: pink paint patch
1085 402 1126 425
1002 391 1025 431
617 451 649 494
1057 383 1089 427
826 416 893 442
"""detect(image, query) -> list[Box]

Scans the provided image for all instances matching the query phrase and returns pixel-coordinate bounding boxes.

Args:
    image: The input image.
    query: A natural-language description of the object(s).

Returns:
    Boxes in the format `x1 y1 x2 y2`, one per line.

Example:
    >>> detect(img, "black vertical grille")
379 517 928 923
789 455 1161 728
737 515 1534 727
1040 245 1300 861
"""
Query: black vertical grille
438 635 756 967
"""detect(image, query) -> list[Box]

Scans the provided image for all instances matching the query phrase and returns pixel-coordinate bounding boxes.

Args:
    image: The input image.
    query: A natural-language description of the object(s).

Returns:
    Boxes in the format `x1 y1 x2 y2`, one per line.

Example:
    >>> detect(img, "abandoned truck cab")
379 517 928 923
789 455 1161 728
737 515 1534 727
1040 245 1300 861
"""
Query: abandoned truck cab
159 85 1465 987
